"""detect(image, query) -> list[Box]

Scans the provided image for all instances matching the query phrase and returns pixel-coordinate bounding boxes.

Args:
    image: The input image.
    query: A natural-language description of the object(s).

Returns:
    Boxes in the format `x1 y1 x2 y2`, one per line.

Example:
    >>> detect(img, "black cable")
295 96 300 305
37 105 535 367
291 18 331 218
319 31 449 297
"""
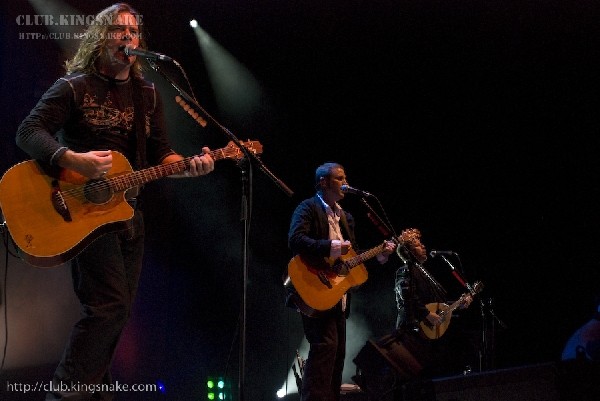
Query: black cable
0 220 9 372
360 197 397 239
221 309 240 400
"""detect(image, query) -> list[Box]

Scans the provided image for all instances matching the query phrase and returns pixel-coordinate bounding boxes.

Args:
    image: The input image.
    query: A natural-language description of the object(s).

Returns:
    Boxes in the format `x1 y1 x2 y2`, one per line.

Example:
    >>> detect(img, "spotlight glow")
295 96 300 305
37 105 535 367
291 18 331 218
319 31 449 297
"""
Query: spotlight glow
190 19 198 28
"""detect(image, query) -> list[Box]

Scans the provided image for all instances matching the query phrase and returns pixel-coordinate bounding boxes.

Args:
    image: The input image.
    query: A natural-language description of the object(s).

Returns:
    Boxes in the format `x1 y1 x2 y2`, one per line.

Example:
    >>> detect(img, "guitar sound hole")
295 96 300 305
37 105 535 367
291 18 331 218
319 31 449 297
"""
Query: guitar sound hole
83 179 113 204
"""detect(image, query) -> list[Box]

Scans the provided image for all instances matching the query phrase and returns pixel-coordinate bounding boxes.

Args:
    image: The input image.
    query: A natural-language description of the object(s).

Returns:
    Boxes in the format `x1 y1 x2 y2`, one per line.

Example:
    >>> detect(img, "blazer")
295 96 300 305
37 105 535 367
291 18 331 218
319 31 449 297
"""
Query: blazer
286 194 357 317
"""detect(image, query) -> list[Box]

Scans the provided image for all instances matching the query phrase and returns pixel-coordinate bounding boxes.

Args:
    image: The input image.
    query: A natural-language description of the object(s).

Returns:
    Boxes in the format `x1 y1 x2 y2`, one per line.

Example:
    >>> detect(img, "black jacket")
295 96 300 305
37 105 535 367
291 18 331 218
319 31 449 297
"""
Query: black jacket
285 195 357 316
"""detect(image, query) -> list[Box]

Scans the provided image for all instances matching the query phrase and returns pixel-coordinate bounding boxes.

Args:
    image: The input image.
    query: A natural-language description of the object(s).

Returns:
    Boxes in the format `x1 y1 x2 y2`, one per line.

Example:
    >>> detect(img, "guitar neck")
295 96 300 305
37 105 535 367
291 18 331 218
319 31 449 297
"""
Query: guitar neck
346 237 397 268
439 281 482 318
108 148 236 192
440 294 467 318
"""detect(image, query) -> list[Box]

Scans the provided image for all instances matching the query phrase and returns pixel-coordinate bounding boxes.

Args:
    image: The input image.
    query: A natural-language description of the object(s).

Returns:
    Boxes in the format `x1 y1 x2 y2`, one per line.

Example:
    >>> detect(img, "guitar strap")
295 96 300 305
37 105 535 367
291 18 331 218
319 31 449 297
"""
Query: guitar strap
339 212 355 248
131 77 147 170
337 211 353 318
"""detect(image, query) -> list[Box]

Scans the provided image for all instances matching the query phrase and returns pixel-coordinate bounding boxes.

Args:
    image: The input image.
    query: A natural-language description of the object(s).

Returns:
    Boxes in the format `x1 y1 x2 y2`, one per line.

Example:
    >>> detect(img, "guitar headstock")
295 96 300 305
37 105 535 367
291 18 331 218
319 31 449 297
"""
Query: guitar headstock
222 140 264 161
472 280 484 295
397 228 427 264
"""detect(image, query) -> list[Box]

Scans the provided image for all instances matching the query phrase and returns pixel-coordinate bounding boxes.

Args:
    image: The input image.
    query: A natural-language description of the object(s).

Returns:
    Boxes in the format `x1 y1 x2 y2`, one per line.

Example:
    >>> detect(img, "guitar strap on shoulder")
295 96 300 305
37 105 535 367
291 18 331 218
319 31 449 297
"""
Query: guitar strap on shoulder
339 212 356 248
131 77 147 170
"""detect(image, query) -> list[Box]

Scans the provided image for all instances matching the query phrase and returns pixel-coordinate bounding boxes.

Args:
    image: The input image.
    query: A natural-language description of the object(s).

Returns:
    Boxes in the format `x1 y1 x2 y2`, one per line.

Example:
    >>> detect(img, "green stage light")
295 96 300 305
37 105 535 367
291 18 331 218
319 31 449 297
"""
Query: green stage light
207 375 230 400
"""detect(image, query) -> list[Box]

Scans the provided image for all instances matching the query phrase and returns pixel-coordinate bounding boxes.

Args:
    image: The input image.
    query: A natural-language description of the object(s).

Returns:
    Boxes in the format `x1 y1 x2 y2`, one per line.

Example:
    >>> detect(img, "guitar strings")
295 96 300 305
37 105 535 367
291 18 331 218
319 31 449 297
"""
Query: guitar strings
55 147 244 202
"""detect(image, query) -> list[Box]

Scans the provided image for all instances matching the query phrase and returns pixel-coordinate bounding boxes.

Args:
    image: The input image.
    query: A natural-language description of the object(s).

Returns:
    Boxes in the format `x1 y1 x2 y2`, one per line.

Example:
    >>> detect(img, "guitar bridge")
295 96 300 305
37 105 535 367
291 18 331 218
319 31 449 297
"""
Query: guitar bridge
51 180 72 222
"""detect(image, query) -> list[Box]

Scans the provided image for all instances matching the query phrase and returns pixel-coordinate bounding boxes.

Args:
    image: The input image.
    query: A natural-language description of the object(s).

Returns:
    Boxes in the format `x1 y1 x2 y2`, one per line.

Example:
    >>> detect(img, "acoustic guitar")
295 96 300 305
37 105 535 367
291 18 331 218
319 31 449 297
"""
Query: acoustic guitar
0 140 262 268
285 228 429 314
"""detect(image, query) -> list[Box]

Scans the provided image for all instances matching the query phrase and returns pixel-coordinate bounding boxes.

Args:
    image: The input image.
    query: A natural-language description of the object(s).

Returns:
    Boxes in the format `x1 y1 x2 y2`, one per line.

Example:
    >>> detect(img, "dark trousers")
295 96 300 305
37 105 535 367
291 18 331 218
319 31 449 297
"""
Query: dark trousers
46 211 145 401
300 303 346 401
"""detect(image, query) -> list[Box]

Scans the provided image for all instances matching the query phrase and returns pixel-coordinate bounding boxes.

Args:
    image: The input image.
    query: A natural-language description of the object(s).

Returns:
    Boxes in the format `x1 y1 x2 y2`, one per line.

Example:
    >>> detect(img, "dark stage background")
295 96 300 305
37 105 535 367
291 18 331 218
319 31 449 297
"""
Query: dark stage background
1 1 600 400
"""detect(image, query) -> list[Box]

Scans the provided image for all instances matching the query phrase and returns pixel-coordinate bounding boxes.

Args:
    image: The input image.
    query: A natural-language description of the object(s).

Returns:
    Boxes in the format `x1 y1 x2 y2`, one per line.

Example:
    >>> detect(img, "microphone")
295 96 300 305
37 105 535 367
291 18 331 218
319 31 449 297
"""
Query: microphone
120 45 172 62
429 250 455 258
341 185 372 197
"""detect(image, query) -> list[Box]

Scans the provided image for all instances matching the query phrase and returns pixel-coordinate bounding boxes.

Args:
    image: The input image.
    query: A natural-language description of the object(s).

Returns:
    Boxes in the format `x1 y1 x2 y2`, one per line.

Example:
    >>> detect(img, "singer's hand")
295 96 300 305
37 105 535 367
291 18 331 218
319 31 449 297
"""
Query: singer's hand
341 240 352 255
188 147 215 176
459 294 473 309
382 240 397 256
58 149 113 179
376 240 397 264
426 311 443 326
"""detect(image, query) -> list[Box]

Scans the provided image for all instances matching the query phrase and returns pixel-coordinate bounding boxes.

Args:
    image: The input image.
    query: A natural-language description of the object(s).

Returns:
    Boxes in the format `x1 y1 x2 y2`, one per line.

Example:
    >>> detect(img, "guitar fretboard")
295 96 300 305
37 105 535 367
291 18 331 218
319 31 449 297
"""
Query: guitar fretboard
345 236 399 268
108 144 256 192
348 244 386 267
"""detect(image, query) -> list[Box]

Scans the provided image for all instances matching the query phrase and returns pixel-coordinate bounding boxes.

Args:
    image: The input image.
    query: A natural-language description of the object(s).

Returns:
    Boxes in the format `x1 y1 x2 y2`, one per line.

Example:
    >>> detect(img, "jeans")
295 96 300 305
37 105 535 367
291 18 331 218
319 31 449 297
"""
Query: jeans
46 211 145 401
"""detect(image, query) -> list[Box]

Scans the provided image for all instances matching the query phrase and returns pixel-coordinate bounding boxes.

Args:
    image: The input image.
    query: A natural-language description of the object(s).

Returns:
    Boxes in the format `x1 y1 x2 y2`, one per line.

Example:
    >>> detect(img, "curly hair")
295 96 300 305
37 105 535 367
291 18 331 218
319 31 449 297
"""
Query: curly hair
65 3 147 78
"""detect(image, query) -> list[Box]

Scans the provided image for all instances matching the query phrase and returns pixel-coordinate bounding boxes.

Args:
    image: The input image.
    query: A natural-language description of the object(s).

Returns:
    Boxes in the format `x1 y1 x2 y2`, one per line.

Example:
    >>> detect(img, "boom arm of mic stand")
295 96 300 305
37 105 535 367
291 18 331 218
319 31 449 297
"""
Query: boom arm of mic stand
359 198 395 237
247 153 294 197
440 255 470 290
147 61 294 197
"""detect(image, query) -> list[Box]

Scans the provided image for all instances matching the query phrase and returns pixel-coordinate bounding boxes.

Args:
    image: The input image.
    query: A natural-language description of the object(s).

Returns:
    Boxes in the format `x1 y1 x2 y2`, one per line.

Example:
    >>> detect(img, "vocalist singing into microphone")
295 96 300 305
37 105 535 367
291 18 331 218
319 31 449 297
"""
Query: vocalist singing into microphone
15 4 216 399
286 162 396 401
393 228 475 378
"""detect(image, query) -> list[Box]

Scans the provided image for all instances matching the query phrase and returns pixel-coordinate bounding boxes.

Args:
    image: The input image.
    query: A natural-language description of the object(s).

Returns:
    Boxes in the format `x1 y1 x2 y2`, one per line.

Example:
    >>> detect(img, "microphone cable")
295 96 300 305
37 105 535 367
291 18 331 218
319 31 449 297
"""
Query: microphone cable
0 216 9 372
0 213 23 372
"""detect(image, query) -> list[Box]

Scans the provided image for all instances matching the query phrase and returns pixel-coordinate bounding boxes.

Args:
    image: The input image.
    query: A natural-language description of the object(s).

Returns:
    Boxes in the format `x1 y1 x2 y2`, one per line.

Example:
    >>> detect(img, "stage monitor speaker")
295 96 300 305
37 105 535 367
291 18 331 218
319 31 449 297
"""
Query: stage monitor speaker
355 330 431 379
353 330 432 400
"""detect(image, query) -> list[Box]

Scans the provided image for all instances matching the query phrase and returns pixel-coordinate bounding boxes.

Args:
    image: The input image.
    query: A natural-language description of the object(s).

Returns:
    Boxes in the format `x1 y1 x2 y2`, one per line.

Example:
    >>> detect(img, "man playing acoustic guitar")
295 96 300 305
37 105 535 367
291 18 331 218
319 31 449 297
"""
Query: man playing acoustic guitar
13 4 215 400
286 162 396 401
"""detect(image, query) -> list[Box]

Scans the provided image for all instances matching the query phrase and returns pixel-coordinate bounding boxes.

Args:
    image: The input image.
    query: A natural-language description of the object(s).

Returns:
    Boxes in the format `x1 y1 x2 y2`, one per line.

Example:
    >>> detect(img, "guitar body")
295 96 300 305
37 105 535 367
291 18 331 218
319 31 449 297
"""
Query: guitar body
0 152 134 267
419 302 452 340
287 249 369 312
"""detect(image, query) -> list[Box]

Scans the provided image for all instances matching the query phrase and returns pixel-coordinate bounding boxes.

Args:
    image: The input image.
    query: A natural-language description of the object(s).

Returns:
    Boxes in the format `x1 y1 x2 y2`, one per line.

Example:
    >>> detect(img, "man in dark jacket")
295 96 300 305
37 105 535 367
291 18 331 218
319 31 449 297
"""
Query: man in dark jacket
287 162 396 401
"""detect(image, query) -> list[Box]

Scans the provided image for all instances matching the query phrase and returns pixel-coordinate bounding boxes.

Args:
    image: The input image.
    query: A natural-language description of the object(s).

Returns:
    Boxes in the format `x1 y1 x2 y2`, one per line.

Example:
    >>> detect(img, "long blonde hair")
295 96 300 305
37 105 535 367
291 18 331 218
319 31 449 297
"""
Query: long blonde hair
65 3 147 78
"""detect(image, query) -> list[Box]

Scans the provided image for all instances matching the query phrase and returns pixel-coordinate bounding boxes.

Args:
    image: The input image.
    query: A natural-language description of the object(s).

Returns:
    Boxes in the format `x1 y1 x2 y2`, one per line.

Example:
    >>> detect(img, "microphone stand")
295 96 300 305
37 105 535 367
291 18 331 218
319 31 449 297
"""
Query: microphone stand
482 297 507 370
359 198 395 238
358 199 450 312
438 255 487 370
440 255 468 289
437 254 507 372
147 59 294 401
147 60 294 197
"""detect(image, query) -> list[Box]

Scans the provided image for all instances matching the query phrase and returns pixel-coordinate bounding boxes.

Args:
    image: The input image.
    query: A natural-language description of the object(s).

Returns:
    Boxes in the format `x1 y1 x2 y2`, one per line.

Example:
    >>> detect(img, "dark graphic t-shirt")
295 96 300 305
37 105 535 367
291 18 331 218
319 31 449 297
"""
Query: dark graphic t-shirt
16 72 174 168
